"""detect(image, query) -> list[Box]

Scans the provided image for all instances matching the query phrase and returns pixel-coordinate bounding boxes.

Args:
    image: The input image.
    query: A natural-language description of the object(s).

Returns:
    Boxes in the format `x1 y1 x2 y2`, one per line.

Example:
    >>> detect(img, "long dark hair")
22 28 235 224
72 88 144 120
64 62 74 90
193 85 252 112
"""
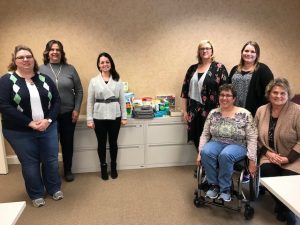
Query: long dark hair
96 52 120 81
8 45 39 73
43 40 67 65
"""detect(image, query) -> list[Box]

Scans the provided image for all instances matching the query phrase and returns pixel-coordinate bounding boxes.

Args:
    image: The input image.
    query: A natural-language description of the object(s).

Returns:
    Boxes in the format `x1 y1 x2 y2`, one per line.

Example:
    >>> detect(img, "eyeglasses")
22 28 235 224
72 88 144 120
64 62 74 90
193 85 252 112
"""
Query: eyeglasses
219 94 233 98
200 47 212 51
15 55 33 60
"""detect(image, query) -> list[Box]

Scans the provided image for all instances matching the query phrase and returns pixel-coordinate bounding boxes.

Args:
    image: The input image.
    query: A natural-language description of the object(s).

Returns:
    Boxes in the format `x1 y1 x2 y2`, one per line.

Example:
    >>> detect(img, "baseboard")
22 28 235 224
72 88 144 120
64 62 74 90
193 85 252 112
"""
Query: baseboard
7 153 63 165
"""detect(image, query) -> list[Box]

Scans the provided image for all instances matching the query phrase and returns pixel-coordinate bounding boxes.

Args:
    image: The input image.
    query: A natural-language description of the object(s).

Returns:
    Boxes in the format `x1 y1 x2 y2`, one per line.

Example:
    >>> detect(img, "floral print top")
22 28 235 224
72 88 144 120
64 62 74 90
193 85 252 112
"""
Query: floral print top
181 62 228 143
199 107 257 161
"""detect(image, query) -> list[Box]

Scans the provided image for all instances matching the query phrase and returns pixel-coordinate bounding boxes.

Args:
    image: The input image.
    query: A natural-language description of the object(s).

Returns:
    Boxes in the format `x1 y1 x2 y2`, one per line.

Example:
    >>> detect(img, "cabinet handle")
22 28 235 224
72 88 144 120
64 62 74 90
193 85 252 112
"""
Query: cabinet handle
119 145 141 149
148 143 191 147
148 122 184 126
123 124 143 128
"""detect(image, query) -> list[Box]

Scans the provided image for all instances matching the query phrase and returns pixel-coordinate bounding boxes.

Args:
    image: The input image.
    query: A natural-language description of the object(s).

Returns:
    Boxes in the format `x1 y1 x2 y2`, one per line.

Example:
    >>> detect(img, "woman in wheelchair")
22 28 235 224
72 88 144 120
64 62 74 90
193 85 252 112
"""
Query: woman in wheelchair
255 78 300 224
196 84 257 202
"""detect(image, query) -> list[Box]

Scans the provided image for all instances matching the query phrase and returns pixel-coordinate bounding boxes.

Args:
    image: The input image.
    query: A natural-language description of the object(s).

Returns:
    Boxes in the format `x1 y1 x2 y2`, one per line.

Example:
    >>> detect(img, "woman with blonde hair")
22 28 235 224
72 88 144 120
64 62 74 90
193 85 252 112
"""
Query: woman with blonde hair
181 40 228 151
255 78 300 224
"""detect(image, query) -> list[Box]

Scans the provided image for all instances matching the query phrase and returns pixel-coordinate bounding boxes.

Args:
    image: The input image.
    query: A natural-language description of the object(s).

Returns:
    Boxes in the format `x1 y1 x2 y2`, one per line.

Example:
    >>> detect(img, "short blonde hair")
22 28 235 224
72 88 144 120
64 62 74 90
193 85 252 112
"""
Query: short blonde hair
197 40 215 64
265 78 293 101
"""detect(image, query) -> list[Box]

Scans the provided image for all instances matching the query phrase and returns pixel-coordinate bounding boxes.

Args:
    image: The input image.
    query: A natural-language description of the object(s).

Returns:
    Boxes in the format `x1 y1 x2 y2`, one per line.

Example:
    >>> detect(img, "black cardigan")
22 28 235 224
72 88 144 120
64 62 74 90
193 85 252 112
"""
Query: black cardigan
229 63 273 117
0 72 60 131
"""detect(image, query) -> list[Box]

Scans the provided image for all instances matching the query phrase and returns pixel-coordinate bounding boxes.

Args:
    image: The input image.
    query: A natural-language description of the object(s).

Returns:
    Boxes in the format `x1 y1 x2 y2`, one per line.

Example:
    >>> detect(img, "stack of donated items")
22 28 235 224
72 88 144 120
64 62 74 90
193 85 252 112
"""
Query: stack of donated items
132 97 154 119
132 105 154 119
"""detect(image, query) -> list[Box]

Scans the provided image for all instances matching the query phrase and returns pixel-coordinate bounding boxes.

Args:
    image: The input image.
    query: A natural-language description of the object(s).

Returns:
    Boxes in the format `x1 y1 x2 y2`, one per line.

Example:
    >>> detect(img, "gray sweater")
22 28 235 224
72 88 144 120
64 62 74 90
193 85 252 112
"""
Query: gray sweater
39 63 83 114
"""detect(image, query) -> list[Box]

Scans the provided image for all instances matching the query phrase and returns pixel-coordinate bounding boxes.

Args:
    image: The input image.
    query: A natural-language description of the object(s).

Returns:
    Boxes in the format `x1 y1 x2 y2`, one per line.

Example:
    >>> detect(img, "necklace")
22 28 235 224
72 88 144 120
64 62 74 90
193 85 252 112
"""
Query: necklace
49 63 62 86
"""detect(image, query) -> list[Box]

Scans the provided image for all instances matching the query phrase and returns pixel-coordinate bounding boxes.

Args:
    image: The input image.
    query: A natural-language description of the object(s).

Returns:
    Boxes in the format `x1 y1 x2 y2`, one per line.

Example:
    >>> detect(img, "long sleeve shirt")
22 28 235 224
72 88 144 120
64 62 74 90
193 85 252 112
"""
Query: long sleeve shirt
39 63 83 114
199 107 257 162
87 74 127 123
0 72 60 132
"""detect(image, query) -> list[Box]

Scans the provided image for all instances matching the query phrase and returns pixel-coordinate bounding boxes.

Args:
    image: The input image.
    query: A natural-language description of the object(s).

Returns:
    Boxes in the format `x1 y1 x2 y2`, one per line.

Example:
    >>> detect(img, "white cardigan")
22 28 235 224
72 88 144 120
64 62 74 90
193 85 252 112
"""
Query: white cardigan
87 74 127 123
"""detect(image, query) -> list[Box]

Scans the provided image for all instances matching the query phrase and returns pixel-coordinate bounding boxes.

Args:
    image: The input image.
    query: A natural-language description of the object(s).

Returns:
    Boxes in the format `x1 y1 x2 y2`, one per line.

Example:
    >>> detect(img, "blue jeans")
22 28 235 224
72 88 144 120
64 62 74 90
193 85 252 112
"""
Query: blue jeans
3 122 61 200
201 141 247 192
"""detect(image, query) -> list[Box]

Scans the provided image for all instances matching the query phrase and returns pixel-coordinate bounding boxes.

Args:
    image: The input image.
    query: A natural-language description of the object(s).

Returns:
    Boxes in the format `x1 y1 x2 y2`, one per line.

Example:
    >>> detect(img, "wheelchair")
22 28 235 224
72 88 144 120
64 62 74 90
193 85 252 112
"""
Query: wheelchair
193 158 260 220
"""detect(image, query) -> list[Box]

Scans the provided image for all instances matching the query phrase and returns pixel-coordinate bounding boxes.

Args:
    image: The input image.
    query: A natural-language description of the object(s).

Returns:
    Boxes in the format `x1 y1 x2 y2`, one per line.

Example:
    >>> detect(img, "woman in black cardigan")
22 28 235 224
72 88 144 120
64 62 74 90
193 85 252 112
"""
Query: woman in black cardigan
229 41 273 183
229 41 274 117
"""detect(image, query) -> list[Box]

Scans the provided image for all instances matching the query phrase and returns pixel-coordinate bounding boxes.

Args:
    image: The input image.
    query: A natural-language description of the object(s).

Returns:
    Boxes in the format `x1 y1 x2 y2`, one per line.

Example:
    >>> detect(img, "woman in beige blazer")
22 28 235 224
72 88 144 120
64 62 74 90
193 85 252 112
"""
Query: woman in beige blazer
255 78 300 224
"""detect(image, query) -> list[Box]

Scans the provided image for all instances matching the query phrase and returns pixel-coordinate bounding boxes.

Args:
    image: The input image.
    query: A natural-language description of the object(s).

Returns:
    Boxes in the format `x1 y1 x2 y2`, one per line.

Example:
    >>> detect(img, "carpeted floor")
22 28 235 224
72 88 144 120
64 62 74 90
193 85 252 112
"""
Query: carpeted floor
0 164 283 225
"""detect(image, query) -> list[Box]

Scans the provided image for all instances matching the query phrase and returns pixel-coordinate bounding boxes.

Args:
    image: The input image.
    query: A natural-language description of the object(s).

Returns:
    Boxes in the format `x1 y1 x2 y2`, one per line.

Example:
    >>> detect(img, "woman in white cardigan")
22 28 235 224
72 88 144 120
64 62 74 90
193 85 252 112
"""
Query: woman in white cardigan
87 52 127 180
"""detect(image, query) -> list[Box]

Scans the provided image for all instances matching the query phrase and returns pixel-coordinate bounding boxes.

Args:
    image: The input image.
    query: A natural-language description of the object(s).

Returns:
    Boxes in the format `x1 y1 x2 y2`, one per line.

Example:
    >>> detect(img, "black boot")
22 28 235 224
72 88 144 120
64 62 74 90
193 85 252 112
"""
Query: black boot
101 164 109 180
111 163 118 179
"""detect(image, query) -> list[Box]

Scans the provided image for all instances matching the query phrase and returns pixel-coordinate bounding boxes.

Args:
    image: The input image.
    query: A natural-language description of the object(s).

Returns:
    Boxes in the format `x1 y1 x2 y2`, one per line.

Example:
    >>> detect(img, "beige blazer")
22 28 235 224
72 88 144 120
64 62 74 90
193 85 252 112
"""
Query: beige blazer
255 102 300 173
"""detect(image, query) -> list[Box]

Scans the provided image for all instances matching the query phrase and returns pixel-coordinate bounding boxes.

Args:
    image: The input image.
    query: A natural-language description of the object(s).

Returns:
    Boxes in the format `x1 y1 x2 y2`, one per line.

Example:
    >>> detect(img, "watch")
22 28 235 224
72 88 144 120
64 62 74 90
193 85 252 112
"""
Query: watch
47 118 52 124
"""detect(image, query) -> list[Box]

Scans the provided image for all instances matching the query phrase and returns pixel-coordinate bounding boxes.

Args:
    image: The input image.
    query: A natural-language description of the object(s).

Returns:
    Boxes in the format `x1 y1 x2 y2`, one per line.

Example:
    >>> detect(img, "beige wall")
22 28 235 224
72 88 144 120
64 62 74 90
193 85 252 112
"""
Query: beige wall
0 0 299 154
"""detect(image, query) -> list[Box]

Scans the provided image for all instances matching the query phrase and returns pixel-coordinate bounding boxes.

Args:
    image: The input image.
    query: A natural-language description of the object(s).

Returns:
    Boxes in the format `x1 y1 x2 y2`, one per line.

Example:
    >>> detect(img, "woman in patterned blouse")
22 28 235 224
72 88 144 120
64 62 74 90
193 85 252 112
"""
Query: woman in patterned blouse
196 84 257 202
181 40 228 150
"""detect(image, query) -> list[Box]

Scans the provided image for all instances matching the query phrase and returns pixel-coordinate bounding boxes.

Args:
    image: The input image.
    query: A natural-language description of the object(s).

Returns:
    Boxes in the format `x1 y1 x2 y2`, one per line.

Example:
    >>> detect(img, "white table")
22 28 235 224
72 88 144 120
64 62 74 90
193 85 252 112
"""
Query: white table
260 175 300 218
0 201 26 225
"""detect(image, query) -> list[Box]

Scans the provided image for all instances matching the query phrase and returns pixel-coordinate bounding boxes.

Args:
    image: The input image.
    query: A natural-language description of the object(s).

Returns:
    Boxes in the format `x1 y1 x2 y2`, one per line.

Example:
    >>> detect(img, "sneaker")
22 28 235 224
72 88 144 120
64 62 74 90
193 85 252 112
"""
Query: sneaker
205 185 220 199
64 171 74 182
52 190 64 201
242 174 250 184
218 192 232 202
32 198 45 207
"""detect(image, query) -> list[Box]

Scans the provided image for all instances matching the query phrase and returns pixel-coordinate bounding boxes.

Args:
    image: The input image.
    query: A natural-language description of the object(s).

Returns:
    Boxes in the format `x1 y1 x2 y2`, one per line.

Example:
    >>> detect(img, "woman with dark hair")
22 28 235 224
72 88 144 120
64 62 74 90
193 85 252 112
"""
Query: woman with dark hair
0 45 62 207
87 52 127 180
39 40 83 182
197 84 257 202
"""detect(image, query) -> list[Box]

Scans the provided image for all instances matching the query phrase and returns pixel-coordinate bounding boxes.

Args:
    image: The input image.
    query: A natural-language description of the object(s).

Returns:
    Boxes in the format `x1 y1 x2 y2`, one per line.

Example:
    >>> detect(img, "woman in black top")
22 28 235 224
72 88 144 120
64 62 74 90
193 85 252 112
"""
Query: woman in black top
229 41 274 117
181 40 228 150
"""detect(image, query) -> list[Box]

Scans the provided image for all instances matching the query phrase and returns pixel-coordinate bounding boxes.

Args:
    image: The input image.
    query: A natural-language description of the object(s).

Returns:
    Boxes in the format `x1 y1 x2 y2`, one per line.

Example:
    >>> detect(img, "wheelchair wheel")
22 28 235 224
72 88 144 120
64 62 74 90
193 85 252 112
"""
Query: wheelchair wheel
193 196 205 208
244 204 254 220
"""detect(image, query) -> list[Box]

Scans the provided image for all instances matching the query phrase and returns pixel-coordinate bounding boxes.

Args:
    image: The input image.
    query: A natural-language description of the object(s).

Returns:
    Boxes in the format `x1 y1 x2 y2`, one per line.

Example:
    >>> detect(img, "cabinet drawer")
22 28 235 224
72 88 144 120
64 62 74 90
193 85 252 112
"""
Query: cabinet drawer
74 128 97 149
72 145 144 173
145 143 195 166
118 124 144 145
147 122 187 144
117 145 145 169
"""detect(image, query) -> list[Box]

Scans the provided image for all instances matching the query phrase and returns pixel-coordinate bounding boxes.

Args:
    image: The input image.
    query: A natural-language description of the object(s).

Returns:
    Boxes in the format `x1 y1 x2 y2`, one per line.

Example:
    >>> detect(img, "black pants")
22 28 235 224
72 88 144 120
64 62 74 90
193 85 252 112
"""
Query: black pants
57 111 77 173
93 117 121 165
261 163 298 222
190 112 206 150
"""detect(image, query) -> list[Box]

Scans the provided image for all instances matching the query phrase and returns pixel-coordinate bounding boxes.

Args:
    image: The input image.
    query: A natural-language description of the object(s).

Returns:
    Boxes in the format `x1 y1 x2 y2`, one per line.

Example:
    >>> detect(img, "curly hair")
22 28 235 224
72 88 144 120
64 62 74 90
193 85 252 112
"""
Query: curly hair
8 45 39 73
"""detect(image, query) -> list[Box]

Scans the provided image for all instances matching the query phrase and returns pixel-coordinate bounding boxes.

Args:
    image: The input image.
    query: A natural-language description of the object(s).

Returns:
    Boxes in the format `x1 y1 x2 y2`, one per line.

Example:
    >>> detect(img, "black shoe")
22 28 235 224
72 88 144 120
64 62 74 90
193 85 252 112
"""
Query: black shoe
259 186 266 195
64 171 74 182
101 164 109 180
111 163 118 179
194 168 197 178
111 169 118 179
276 211 287 222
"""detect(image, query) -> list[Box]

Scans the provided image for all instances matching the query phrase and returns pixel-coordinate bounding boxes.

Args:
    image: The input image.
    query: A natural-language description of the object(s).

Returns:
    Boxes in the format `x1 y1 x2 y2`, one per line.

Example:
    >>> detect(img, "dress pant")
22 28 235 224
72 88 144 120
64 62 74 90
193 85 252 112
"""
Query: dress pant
57 111 76 173
93 117 121 165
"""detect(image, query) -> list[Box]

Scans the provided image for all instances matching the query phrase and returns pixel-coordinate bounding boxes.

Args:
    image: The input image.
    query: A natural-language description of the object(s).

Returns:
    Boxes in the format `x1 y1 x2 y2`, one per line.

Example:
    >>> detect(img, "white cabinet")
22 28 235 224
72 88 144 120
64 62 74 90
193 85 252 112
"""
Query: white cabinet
146 119 195 167
72 116 196 173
